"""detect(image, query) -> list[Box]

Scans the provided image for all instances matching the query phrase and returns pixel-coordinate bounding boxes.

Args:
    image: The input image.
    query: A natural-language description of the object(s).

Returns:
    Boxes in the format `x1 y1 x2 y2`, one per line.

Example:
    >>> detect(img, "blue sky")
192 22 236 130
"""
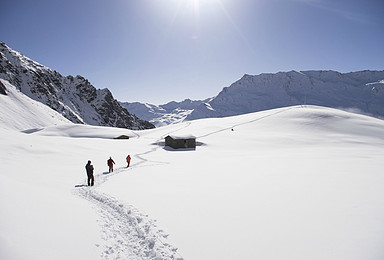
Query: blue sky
1 0 383 104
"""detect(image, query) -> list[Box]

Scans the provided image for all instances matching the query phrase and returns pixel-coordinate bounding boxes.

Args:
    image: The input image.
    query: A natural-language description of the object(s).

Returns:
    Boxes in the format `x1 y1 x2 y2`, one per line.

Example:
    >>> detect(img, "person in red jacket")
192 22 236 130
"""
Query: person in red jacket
107 157 115 173
126 155 131 168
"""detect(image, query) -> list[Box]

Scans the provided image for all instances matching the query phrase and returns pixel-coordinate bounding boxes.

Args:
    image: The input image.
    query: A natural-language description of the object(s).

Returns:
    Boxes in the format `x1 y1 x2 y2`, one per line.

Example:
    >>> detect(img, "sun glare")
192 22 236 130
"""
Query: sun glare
179 0 200 12
178 0 218 10
168 0 229 40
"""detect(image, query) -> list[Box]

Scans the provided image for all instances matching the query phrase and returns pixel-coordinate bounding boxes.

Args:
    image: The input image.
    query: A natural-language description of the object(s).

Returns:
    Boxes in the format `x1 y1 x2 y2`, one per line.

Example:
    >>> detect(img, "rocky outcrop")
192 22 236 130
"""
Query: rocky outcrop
0 42 154 129
0 81 6 95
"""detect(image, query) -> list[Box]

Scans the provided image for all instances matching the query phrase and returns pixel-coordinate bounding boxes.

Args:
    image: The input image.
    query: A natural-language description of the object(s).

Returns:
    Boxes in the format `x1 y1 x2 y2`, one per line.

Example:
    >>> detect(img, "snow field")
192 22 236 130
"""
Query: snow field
0 129 102 260
1 105 384 259
99 106 384 259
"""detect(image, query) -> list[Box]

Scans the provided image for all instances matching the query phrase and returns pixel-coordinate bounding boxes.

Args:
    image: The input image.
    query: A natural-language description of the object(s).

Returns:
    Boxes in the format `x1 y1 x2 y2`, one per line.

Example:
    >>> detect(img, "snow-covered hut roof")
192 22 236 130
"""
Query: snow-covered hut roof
166 134 196 140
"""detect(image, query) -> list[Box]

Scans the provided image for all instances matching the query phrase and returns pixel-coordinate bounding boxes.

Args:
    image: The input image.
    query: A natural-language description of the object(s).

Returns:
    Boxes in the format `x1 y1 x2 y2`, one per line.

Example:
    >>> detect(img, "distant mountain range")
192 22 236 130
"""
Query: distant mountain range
120 98 211 127
122 70 384 125
1 41 383 130
0 42 154 130
186 70 384 120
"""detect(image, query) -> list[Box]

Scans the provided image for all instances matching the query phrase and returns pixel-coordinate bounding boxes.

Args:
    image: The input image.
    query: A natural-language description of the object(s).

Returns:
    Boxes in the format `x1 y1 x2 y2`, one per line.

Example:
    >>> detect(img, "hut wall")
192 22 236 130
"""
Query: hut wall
165 136 196 149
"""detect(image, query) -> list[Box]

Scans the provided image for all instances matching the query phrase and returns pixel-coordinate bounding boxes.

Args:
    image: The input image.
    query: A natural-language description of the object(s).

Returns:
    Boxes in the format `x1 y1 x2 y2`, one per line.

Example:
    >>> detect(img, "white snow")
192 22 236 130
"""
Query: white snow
1 105 384 259
0 79 71 131
166 134 196 139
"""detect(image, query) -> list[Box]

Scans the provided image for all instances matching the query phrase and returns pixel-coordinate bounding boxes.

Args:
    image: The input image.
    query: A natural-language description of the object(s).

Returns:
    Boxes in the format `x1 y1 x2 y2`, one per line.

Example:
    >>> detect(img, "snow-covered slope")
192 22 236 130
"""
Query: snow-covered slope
1 105 384 259
120 98 211 127
0 42 154 130
0 79 71 131
187 70 384 120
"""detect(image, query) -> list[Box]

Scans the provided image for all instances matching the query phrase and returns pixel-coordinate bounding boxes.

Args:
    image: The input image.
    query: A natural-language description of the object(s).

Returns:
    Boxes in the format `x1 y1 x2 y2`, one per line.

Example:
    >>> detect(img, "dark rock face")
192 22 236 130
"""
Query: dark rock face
0 41 154 129
0 81 7 95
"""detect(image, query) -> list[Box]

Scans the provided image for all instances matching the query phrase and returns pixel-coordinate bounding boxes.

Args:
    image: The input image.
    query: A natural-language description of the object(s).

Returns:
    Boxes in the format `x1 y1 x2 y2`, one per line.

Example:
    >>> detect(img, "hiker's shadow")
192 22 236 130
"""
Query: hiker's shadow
74 184 88 188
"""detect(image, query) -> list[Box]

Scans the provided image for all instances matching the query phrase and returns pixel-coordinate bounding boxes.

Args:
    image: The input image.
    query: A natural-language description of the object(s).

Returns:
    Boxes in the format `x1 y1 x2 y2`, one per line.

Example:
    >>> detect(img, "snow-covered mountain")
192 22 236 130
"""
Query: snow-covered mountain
187 70 384 120
120 98 211 127
0 42 154 130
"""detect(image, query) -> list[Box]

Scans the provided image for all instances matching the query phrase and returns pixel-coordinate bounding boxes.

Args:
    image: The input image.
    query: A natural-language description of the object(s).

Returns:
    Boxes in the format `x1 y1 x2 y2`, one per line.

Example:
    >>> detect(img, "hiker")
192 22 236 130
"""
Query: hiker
107 156 115 173
85 160 94 186
126 155 131 168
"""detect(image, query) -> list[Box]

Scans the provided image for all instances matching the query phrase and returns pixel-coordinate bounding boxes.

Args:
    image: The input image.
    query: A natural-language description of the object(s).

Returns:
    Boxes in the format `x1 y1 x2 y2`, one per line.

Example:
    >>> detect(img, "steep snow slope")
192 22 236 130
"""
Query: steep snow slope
0 41 154 130
187 70 384 120
0 79 71 131
1 105 384 260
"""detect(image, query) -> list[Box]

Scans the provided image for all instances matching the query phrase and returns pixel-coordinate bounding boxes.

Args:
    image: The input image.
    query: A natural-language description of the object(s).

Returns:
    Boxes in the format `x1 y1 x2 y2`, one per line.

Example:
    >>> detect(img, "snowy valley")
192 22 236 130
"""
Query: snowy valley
1 41 384 259
1 94 384 259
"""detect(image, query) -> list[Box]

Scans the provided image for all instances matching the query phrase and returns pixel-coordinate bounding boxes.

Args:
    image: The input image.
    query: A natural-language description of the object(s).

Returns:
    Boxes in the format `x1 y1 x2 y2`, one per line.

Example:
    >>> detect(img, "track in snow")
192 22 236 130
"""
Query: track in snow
75 166 183 260
73 108 296 259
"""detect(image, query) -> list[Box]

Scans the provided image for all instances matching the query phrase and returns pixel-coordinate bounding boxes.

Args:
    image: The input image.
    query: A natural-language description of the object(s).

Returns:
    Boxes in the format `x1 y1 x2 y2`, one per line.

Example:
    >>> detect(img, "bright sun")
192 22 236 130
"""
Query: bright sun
178 0 218 9
170 0 226 39
181 0 201 10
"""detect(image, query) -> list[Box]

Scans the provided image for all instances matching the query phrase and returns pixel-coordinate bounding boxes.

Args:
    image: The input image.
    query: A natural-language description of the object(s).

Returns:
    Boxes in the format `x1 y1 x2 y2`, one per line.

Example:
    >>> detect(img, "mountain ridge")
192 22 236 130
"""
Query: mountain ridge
2 41 383 128
186 69 384 120
0 41 154 130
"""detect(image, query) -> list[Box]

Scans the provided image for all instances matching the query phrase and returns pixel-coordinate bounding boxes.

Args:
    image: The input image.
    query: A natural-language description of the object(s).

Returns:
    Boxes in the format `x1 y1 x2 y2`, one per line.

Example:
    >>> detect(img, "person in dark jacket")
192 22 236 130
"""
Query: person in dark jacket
85 160 94 186
107 157 115 173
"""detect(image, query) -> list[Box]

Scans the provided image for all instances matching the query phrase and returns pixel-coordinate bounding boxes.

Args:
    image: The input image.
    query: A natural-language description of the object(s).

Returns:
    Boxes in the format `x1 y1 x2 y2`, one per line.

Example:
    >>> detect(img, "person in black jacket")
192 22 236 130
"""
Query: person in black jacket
85 160 94 186
107 157 115 173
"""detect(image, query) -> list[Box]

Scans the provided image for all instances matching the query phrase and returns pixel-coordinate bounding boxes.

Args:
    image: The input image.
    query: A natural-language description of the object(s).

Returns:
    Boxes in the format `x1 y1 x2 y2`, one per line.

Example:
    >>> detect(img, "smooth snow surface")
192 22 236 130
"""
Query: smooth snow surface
0 79 71 131
1 105 384 259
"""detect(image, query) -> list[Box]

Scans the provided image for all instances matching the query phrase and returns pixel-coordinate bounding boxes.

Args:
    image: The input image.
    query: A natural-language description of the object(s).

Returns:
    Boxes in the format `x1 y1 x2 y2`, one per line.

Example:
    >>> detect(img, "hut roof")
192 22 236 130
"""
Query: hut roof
166 134 196 140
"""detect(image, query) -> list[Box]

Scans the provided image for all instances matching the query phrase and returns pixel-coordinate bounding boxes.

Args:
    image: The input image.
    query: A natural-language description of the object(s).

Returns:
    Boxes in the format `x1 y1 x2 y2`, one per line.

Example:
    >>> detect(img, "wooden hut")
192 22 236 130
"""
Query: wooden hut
165 135 196 149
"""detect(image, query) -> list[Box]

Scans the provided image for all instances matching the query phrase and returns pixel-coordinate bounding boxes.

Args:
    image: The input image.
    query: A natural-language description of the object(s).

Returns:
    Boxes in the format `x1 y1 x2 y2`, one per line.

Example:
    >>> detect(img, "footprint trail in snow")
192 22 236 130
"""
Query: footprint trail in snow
75 165 183 260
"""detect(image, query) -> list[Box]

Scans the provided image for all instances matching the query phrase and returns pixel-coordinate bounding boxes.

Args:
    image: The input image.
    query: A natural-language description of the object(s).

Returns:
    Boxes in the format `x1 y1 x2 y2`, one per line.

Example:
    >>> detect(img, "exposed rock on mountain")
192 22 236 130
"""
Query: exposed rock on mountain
0 80 7 95
0 42 154 130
